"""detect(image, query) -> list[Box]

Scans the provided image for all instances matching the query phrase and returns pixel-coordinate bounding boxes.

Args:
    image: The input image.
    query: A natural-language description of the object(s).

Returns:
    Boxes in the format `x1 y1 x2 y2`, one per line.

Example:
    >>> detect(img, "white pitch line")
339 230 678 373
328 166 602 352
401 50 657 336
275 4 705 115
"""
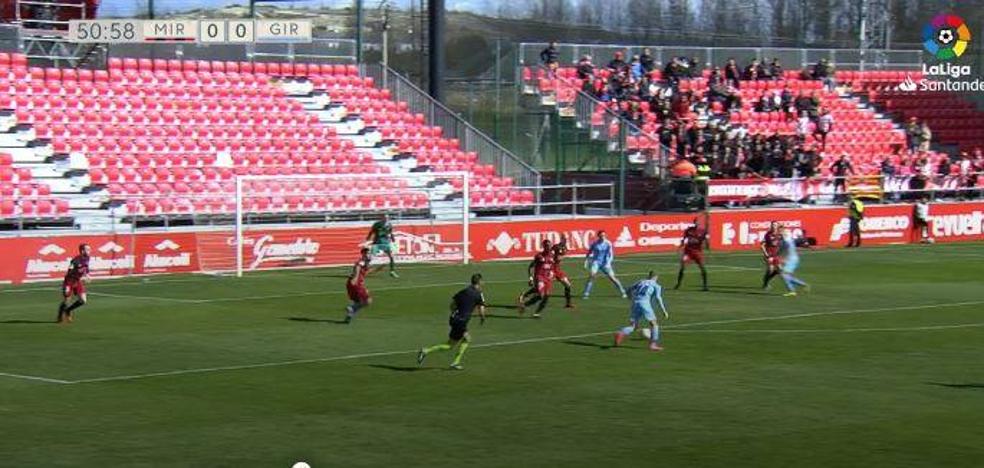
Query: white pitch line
672 322 984 333
56 300 984 385
0 372 72 385
87 292 202 303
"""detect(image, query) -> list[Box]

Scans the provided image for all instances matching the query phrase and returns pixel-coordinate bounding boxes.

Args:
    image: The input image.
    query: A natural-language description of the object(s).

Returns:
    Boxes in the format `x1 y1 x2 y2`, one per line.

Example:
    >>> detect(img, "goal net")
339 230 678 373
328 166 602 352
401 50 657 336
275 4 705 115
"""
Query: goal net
197 172 470 277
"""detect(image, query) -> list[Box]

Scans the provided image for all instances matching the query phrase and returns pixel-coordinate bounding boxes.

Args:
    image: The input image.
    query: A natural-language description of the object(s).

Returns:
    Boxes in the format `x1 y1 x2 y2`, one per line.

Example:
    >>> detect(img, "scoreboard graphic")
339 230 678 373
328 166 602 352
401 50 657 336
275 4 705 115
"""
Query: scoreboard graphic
68 19 312 44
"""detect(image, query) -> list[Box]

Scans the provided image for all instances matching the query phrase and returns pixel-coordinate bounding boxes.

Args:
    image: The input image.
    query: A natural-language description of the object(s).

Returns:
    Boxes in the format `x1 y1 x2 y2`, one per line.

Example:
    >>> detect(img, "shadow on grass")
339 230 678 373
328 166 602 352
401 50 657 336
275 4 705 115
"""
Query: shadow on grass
368 364 437 373
486 303 520 310
0 319 56 325
563 340 613 350
484 313 531 320
284 317 348 324
927 382 984 389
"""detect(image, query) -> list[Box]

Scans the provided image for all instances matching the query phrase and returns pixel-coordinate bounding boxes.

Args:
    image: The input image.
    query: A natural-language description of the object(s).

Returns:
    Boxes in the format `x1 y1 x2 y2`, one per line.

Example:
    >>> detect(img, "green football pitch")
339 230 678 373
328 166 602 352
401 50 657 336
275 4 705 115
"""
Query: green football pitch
1 243 983 467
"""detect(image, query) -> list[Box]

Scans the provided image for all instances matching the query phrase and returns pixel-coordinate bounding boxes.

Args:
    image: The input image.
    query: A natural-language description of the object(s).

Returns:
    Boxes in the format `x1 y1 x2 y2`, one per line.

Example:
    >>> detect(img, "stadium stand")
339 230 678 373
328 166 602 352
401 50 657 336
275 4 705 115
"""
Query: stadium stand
523 56 983 180
0 52 534 224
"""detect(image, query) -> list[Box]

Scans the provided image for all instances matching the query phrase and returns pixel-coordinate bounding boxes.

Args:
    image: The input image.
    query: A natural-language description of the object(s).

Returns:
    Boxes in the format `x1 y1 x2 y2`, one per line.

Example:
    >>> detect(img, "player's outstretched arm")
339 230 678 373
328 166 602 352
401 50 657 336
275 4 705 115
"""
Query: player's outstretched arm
654 296 669 319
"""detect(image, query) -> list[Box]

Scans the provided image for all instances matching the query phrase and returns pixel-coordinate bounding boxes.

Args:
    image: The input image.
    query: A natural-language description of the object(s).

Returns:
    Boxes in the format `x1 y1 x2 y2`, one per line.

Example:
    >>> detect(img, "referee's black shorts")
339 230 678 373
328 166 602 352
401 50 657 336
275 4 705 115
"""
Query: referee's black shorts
448 319 468 341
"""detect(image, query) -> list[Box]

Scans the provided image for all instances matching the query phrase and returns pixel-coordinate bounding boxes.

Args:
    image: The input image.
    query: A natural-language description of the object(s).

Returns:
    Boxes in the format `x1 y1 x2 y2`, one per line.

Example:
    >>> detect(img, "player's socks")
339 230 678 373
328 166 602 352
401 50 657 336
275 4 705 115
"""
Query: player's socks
611 278 627 298
699 267 708 290
674 268 684 289
345 303 364 322
563 285 573 307
423 343 451 354
582 280 594 298
64 299 85 314
533 296 550 318
57 303 66 322
523 294 542 308
451 340 469 366
650 324 660 344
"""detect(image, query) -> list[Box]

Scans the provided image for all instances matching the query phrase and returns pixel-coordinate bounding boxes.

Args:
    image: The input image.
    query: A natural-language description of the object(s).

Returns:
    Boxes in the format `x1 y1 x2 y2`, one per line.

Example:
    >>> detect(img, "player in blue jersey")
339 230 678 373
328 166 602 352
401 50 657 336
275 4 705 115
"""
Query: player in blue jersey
582 231 627 299
614 271 669 351
779 227 810 297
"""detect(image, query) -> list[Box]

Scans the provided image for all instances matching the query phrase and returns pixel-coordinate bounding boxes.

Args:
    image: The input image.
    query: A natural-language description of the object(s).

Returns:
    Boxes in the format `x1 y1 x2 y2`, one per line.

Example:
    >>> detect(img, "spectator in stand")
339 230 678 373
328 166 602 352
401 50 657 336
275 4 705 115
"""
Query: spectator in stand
670 157 698 178
607 51 628 73
795 111 812 143
743 59 762 80
918 122 933 152
724 58 741 87
905 118 921 154
881 157 896 177
640 48 656 73
687 57 701 78
780 85 796 120
708 66 725 88
756 91 780 112
812 58 836 90
831 153 854 197
540 41 560 77
937 154 952 177
576 55 595 81
815 108 834 151
797 145 819 178
630 55 644 81
768 58 783 80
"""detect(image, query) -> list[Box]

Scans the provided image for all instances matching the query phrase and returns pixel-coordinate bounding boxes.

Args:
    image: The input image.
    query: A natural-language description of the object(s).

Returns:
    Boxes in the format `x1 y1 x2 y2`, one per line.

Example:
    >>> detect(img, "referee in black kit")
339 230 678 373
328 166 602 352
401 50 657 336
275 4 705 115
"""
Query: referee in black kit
417 274 487 370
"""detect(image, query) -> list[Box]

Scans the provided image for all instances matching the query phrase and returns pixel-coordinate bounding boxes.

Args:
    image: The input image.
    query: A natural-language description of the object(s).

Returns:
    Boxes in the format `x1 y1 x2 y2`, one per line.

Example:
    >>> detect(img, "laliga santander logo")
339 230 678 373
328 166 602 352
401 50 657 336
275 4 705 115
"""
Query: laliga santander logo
896 74 918 92
249 235 320 270
923 14 971 60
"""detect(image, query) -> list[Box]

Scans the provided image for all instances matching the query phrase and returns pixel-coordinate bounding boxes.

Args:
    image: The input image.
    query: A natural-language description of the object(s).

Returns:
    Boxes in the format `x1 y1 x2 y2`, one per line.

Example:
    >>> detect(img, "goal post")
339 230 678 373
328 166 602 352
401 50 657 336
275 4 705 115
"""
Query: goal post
197 171 470 277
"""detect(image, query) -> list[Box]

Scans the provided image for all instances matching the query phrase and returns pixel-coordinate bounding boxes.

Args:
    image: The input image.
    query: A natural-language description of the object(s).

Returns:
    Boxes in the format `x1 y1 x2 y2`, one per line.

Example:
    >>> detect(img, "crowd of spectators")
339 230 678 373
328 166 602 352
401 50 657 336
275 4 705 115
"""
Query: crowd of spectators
538 43 983 187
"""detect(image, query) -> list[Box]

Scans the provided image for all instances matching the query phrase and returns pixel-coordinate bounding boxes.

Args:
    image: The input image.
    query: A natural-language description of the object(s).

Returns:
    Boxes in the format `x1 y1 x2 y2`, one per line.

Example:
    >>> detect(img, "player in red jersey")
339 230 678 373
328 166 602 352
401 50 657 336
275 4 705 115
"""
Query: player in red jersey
517 239 556 318
674 218 709 291
760 221 782 289
343 248 373 324
552 234 575 309
57 243 91 324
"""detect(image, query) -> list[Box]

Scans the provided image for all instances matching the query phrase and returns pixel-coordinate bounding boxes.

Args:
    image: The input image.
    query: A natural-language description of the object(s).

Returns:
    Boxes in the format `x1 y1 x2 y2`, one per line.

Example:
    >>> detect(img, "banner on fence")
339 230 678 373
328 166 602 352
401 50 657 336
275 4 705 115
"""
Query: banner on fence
1 202 982 283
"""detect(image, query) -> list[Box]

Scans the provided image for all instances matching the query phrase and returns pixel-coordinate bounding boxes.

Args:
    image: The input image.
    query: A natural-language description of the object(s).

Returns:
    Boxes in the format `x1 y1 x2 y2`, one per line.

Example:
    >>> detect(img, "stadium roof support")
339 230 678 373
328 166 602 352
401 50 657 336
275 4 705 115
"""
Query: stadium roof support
427 0 445 103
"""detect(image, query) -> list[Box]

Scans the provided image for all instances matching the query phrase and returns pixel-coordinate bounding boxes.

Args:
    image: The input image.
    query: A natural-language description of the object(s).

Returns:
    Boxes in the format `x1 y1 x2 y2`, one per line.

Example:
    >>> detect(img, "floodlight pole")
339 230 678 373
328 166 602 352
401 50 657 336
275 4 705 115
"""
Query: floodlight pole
355 0 364 63
428 0 445 103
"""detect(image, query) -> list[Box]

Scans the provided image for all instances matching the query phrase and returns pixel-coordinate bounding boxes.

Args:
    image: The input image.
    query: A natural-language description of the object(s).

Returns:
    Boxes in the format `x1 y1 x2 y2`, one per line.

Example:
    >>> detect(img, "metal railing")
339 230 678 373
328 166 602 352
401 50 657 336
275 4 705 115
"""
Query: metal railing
362 63 542 194
519 42 924 72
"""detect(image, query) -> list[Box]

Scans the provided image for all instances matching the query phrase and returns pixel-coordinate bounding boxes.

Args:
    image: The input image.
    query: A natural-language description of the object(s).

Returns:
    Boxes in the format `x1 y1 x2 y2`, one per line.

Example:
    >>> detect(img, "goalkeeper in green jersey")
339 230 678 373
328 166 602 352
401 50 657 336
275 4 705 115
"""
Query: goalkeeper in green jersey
366 213 399 278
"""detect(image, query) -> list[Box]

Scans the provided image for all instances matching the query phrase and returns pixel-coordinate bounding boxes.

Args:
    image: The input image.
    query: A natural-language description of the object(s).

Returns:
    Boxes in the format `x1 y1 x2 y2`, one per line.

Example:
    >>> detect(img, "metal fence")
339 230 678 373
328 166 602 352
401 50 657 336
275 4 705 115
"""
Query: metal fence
362 63 542 194
519 42 924 71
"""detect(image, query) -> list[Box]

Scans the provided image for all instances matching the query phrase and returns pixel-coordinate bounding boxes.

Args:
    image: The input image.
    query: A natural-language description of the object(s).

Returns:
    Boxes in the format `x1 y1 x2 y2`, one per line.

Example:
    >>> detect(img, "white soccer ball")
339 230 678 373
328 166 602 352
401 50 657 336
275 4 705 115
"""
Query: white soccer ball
938 29 955 45
640 328 652 340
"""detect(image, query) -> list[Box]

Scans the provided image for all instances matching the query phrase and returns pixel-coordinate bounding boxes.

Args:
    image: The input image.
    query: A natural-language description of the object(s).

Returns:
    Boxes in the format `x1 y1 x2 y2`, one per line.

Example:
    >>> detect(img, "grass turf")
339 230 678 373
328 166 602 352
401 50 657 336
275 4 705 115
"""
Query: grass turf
1 243 983 467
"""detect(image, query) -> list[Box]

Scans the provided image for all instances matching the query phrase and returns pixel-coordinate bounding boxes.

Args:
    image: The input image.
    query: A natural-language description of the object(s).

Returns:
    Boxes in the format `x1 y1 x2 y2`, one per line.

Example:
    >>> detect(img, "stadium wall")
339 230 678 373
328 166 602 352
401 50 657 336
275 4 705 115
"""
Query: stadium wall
2 202 983 284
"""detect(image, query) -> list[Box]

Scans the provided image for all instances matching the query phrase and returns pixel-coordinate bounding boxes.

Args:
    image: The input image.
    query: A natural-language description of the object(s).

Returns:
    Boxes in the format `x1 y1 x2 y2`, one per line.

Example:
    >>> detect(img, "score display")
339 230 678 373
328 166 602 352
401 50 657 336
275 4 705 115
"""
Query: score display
69 19 311 44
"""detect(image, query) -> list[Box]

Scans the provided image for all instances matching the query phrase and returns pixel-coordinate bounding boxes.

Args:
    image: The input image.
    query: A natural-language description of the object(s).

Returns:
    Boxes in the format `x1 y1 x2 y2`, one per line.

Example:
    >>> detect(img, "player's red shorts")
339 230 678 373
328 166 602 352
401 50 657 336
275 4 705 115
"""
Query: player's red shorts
765 255 781 268
553 268 569 283
535 276 554 296
346 281 370 303
681 249 705 266
62 279 85 298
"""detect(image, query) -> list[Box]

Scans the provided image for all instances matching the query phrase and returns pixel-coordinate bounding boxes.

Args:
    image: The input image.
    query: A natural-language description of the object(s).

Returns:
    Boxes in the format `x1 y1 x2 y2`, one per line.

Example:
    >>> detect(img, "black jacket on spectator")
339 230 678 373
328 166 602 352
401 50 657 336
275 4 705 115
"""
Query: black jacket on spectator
540 46 559 65
576 59 594 80
640 53 655 73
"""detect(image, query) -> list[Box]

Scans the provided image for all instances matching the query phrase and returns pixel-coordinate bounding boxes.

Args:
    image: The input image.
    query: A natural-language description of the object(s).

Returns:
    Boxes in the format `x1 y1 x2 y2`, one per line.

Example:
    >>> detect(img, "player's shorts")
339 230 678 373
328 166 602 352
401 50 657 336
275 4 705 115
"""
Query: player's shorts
370 242 394 255
553 268 569 283
62 279 85 298
346 281 370 303
630 303 657 323
913 217 928 228
782 257 800 274
535 276 554 296
682 249 705 266
588 262 615 276
765 255 781 268
448 318 469 341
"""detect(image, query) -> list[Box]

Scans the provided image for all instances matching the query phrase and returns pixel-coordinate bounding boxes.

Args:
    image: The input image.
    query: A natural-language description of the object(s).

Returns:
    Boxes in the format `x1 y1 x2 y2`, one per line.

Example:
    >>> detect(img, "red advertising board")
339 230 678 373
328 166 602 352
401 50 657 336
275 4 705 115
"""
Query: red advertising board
470 213 697 262
0 232 199 284
1 202 981 284
927 202 984 242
